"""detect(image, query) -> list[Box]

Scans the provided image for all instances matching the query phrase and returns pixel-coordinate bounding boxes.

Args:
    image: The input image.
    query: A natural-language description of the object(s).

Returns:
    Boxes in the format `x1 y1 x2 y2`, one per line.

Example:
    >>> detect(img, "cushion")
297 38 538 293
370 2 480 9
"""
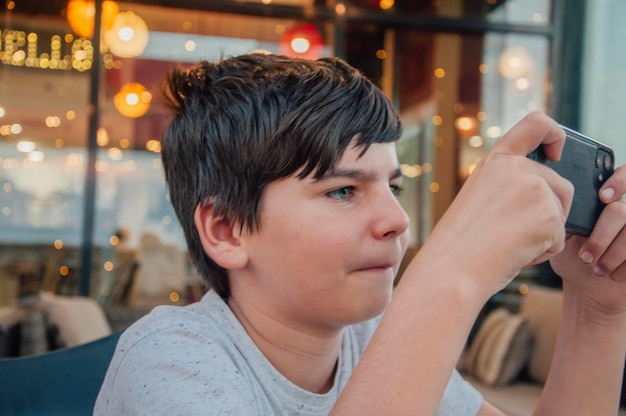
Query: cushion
519 286 563 384
463 307 532 386
39 292 112 348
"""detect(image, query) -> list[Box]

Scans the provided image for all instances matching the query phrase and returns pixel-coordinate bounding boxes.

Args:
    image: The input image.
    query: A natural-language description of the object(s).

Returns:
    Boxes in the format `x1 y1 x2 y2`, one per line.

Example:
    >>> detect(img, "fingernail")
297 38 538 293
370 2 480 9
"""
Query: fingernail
580 251 594 264
600 187 615 201
593 266 605 276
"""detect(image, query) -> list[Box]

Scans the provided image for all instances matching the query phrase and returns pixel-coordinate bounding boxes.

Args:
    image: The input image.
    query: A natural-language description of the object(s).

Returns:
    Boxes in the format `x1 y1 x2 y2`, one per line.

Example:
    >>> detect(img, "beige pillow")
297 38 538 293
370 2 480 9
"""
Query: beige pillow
464 307 532 386
39 292 112 347
520 286 563 384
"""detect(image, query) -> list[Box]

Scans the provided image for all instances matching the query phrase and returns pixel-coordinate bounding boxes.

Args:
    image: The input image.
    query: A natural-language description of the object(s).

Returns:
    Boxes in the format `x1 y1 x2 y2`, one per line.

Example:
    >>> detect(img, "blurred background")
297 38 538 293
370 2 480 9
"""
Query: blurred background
1 0 624 324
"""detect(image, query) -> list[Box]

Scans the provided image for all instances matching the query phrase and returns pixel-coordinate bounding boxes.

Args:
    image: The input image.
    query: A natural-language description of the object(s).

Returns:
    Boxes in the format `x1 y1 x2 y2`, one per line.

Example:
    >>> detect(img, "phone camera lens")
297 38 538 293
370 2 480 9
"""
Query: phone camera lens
596 154 603 168
603 154 612 171
598 172 604 183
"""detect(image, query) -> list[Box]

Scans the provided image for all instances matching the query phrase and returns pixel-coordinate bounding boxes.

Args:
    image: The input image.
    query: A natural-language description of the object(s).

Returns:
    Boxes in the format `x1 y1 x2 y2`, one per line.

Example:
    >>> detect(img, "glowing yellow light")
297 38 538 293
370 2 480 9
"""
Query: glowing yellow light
114 82 151 118
169 291 180 303
45 116 61 127
434 68 445 78
454 116 479 138
429 182 440 193
110 235 120 246
468 163 477 175
97 127 109 147
146 139 161 153
66 0 119 39
105 11 149 58
59 266 70 276
400 164 423 178
103 261 114 271
519 284 529 295
378 0 394 10
498 46 533 80
335 3 346 15
54 240 64 249
432 115 442 126
468 135 484 148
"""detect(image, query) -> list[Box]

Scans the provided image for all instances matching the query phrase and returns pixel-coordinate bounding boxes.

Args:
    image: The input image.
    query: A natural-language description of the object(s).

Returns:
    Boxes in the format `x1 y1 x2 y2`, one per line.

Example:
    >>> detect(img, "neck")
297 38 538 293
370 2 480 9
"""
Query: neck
228 294 343 394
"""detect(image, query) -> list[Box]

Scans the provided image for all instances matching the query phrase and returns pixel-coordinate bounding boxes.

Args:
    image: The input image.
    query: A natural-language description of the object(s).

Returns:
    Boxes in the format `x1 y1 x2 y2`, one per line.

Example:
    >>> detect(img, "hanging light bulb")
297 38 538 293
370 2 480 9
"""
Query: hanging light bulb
66 0 119 39
114 82 152 118
498 46 533 80
105 11 149 58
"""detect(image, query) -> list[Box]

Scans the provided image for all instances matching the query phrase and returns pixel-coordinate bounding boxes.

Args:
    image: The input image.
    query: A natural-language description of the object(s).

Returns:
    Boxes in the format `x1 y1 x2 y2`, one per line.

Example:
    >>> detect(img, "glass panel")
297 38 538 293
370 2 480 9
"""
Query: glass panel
1 0 555 318
581 0 626 166
464 33 550 178
345 0 552 26
1 7 90 302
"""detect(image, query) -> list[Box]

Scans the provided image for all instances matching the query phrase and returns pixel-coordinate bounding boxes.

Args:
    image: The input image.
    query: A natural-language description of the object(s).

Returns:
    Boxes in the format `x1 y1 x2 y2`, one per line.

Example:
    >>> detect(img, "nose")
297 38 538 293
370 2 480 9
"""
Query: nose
371 188 410 240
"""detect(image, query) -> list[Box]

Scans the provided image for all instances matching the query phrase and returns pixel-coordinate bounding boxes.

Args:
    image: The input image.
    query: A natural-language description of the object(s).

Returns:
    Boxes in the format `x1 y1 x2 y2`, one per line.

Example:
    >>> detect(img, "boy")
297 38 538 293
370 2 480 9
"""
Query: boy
95 53 626 415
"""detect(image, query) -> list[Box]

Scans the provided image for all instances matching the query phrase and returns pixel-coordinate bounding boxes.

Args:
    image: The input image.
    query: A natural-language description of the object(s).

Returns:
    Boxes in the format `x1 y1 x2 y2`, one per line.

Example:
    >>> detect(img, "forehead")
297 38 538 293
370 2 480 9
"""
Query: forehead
334 141 399 169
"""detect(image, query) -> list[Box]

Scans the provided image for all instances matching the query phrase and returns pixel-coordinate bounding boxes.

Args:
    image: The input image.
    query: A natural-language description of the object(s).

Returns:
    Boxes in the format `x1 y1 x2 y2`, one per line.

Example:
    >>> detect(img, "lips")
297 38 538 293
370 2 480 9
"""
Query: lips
354 260 396 273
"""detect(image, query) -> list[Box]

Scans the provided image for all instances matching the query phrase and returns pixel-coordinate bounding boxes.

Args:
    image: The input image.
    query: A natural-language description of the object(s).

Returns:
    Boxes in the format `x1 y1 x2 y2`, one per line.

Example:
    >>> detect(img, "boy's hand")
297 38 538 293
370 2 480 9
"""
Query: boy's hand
550 164 626 315
424 112 574 298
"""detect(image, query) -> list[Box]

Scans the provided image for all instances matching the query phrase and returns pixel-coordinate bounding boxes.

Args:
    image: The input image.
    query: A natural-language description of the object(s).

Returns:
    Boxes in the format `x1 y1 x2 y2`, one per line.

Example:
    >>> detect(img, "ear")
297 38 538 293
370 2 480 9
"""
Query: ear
194 200 248 270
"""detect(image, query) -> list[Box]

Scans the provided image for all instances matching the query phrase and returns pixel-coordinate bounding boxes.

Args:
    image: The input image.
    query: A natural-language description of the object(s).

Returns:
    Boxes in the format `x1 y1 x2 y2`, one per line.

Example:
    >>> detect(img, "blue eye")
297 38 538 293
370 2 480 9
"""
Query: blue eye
390 184 404 196
327 186 354 202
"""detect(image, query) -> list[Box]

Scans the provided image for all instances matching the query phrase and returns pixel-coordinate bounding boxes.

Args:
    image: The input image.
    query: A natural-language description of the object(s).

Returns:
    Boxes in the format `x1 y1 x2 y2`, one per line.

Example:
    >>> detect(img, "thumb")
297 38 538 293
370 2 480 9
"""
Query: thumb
493 112 565 161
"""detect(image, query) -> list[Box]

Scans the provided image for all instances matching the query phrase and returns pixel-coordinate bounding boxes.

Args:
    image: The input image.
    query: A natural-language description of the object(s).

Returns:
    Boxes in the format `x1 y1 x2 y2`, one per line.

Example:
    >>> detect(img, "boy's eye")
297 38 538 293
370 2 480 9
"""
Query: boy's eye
390 184 404 197
326 186 354 202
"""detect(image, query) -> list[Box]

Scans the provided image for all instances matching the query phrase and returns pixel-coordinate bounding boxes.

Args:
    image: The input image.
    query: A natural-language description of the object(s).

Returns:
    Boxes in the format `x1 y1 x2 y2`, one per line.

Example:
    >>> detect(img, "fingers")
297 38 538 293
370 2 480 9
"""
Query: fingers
493 111 566 160
600 164 626 204
580 164 626 280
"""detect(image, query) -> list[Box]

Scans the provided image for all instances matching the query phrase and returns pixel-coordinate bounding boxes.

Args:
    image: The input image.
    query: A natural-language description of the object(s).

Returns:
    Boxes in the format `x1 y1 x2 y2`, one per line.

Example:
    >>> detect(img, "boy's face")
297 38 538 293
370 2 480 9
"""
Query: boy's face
230 140 409 332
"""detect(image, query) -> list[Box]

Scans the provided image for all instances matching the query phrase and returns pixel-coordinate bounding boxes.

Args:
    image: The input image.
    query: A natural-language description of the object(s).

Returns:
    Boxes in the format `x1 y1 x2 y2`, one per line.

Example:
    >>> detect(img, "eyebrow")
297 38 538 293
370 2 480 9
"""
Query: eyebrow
316 167 403 182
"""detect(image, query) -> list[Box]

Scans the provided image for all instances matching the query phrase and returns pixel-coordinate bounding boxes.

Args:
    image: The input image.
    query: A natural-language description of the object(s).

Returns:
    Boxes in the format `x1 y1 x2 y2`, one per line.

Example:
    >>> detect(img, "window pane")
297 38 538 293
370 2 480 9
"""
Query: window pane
345 0 552 26
1 12 90 299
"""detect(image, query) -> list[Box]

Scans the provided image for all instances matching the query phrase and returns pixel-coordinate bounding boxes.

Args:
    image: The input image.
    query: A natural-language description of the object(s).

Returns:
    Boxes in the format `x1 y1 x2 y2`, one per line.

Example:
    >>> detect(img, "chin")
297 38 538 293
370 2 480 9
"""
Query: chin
351 288 393 324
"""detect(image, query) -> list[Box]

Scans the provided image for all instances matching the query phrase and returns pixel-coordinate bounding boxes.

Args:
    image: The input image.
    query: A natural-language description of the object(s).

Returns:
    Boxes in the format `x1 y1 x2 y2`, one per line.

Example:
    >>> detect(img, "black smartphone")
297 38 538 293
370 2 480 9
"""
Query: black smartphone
527 125 615 237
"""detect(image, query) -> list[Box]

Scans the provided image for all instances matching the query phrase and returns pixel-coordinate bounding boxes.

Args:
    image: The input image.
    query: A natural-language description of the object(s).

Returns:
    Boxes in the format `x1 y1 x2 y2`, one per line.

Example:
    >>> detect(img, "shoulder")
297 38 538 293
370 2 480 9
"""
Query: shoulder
95 291 261 414
114 290 249 365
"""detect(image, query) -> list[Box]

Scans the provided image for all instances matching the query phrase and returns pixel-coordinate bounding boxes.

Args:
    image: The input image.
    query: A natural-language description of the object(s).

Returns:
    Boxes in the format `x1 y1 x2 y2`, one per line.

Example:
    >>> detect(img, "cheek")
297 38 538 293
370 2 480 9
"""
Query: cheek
261 210 352 278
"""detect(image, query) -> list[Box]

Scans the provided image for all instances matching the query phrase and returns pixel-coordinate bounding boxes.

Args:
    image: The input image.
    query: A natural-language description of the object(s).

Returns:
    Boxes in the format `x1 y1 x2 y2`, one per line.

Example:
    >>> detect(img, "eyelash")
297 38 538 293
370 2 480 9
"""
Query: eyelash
390 185 404 196
326 184 404 202
326 186 355 202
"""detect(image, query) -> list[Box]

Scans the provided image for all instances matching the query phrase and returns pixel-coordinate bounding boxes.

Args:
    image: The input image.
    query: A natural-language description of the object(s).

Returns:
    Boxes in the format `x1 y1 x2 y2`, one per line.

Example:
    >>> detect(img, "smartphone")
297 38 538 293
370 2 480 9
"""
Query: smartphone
527 125 615 237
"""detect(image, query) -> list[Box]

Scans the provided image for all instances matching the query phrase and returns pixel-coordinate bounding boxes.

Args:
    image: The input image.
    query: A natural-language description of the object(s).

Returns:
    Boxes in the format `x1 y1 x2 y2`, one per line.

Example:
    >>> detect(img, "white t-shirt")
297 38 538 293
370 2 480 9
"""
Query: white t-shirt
95 290 482 415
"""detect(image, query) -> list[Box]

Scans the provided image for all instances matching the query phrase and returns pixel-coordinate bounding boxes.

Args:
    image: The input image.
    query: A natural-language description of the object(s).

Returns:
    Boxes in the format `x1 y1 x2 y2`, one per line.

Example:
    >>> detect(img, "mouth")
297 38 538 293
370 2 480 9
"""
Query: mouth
355 262 396 273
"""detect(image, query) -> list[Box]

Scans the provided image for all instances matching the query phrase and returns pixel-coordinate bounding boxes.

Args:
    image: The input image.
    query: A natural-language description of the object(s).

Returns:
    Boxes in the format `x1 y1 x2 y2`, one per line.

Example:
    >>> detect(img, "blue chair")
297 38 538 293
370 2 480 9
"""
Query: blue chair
0 330 122 415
